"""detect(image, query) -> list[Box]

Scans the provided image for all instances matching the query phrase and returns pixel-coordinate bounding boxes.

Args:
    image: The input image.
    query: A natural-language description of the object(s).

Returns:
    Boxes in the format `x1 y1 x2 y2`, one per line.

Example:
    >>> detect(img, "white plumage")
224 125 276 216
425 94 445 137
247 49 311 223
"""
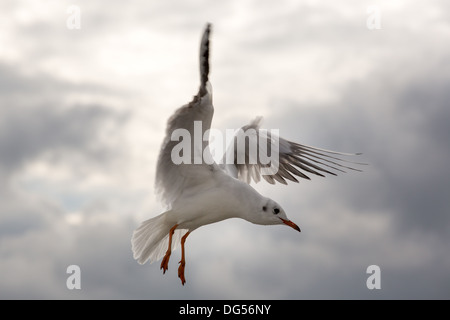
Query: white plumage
131 23 363 285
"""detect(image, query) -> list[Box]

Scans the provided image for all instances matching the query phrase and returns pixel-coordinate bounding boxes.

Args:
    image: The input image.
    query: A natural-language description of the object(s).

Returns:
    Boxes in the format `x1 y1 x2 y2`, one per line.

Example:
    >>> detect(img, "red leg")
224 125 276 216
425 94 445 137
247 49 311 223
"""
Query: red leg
178 231 191 286
160 224 178 274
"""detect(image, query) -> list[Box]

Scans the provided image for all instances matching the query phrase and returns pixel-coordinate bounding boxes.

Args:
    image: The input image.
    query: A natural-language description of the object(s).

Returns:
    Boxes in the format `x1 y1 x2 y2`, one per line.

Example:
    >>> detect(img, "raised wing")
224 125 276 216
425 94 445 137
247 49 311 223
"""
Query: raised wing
221 117 366 185
155 23 215 206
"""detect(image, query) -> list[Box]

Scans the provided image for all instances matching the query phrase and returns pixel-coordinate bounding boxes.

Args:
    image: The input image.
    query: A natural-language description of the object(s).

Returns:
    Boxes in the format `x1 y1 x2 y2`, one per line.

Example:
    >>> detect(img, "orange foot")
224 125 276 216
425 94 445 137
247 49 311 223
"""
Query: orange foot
160 224 178 275
178 260 186 285
178 231 190 286
160 250 171 274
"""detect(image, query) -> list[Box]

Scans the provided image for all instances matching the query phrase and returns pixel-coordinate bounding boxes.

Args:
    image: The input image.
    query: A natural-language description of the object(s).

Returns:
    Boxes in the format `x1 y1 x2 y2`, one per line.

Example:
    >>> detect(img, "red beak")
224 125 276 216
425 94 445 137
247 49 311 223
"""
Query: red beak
280 218 301 232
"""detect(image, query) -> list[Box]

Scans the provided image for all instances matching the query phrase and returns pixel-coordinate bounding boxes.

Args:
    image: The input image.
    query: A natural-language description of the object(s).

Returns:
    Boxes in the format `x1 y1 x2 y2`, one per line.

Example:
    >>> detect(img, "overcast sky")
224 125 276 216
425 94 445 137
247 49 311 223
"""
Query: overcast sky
1 0 449 299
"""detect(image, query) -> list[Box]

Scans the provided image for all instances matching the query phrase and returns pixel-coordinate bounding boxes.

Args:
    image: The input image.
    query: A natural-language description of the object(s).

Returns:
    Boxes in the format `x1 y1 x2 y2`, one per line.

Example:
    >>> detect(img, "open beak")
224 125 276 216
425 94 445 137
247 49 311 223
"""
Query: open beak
280 218 301 232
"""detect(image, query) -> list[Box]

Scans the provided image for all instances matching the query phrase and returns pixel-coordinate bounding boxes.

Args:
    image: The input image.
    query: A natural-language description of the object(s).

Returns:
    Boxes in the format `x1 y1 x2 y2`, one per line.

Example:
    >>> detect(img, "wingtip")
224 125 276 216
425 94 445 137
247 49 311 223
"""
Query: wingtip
251 116 263 127
199 23 212 93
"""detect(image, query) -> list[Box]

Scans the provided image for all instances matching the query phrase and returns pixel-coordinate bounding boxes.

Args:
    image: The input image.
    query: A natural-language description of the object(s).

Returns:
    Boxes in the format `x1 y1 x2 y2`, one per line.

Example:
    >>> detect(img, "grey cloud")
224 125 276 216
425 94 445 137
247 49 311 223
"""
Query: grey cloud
0 64 128 172
0 64 112 97
335 68 450 235
0 104 120 170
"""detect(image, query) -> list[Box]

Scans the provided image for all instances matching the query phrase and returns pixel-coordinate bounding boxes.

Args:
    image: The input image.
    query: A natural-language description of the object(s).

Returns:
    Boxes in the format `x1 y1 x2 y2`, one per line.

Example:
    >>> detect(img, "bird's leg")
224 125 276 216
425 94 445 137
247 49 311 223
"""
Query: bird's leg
178 231 191 286
160 224 178 274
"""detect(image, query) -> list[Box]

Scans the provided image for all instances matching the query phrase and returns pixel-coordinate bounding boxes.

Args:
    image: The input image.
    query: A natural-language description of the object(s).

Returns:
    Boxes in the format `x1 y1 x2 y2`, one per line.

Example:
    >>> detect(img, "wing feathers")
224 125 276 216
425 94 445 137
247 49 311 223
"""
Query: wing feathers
155 23 214 206
224 117 366 185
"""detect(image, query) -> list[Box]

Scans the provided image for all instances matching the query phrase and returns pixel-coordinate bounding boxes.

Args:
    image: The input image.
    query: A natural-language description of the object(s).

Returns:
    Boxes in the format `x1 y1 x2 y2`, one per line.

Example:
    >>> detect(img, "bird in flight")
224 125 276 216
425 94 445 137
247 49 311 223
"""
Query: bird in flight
131 23 364 285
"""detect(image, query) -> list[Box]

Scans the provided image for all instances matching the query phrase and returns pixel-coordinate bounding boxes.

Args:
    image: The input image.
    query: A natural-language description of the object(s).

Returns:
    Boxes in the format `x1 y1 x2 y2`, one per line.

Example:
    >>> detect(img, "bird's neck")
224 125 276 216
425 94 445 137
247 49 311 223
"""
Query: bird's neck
227 179 264 223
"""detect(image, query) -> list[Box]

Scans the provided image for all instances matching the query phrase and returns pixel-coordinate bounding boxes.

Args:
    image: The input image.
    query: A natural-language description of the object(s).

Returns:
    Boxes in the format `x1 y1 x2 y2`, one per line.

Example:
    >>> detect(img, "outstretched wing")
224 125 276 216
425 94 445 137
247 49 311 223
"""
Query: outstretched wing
221 117 366 185
155 23 215 206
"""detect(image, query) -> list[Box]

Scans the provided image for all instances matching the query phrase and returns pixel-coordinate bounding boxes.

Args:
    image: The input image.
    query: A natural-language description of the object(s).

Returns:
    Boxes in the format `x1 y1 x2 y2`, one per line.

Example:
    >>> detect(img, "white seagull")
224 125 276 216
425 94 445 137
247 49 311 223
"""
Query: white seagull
132 23 364 285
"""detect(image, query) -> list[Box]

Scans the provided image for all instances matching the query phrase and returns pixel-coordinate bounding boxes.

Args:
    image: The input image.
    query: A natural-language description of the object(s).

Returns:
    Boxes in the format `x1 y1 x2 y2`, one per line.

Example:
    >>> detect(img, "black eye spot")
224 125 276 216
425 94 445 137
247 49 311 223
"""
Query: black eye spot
273 208 280 215
262 206 267 212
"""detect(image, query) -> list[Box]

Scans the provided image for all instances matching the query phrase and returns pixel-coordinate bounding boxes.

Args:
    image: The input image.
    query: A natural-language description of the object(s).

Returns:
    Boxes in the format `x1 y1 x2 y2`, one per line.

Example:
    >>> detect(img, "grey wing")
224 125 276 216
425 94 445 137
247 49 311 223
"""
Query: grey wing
221 117 366 185
155 23 215 206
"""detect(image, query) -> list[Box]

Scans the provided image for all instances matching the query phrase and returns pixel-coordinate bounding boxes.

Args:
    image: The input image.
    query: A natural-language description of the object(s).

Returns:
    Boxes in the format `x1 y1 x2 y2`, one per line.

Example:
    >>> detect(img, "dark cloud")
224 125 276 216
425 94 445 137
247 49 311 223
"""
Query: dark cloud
0 63 128 172
0 104 119 170
334 63 450 235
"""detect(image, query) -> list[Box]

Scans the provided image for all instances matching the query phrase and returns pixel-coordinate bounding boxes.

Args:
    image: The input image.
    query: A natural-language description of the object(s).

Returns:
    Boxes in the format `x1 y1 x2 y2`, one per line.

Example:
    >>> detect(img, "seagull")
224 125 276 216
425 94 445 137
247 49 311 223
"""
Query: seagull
131 23 364 285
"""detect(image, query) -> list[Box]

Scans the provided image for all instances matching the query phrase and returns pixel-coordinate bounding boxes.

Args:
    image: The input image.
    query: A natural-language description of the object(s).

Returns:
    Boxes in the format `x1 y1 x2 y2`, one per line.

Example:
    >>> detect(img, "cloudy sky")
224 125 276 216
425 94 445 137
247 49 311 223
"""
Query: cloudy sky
1 0 449 299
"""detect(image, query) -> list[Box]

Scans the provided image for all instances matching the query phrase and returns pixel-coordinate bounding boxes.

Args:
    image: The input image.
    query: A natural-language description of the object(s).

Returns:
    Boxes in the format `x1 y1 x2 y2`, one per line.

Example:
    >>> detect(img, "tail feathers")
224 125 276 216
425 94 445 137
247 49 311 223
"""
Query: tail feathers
131 213 186 265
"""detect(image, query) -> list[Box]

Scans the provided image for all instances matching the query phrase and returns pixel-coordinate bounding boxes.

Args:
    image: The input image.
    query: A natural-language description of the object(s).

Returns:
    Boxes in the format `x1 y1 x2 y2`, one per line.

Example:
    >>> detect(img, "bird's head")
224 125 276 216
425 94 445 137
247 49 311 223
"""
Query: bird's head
254 198 300 232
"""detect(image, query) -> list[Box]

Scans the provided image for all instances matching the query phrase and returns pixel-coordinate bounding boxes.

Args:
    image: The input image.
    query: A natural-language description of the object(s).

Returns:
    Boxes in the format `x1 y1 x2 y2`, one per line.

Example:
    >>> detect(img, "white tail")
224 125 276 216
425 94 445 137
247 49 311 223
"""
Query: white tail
131 212 186 265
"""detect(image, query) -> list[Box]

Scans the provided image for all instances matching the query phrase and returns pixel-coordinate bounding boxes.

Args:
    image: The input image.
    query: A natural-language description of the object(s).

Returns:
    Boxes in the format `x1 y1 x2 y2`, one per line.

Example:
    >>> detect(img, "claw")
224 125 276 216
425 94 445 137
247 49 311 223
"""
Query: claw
178 260 186 285
160 250 171 274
